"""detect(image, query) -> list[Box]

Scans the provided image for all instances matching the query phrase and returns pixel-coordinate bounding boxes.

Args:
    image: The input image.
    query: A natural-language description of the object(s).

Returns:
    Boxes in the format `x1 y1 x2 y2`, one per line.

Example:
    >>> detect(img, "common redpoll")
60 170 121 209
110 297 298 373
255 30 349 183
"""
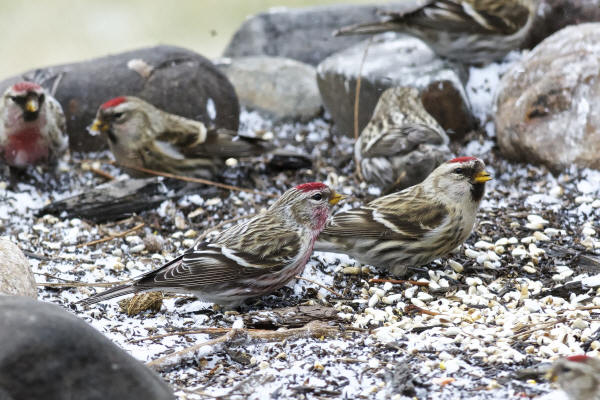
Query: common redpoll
315 157 491 275
79 182 342 307
0 82 68 167
549 355 600 400
335 0 540 64
356 87 449 191
88 96 271 179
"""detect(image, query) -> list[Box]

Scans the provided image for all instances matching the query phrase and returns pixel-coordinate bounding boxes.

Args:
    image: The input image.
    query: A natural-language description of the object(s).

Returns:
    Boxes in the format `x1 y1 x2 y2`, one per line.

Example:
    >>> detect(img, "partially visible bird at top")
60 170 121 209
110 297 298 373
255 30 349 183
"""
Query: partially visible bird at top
355 86 450 192
0 82 68 169
315 156 491 276
335 0 541 65
88 96 273 179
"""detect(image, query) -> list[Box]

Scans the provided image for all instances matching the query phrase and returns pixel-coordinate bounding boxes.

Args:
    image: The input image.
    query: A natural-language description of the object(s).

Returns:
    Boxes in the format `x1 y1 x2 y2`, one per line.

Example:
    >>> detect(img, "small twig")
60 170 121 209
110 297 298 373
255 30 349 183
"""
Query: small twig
509 318 567 340
295 275 343 298
37 280 131 288
353 36 373 180
147 328 241 371
77 222 145 248
90 167 115 180
196 213 258 242
405 304 441 316
115 163 277 198
369 278 429 287
145 321 359 371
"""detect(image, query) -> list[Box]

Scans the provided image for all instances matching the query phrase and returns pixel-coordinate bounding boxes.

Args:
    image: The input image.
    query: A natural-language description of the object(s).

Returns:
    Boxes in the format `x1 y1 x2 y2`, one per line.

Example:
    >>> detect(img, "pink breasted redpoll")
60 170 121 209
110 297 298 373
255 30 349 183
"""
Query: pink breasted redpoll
549 355 600 400
315 157 491 276
356 87 449 191
88 96 271 179
79 182 342 307
0 82 68 168
335 0 540 64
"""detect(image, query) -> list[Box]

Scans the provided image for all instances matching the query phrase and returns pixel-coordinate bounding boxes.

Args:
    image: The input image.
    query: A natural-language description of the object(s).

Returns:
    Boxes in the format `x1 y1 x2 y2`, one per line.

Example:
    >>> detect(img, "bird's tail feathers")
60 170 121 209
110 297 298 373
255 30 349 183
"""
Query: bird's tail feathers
77 284 137 306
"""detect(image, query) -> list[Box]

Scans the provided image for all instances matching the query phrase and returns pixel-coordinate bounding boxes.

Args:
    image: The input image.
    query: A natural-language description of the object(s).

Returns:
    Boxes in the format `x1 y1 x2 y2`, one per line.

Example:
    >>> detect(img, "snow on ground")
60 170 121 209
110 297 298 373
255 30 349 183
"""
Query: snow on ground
1 50 600 399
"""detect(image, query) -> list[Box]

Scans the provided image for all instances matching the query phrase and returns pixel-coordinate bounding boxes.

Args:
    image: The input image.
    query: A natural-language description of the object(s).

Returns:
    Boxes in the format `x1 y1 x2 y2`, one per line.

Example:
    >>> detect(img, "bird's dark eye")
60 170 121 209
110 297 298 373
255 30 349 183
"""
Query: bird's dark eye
113 112 124 120
454 168 464 174
311 193 323 201
38 94 45 104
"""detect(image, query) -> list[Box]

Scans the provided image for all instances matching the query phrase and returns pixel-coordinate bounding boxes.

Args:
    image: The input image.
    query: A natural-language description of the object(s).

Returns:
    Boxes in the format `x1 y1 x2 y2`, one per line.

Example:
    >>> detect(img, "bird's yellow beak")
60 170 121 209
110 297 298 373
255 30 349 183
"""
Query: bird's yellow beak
88 118 109 136
25 97 39 113
473 170 492 183
329 192 344 205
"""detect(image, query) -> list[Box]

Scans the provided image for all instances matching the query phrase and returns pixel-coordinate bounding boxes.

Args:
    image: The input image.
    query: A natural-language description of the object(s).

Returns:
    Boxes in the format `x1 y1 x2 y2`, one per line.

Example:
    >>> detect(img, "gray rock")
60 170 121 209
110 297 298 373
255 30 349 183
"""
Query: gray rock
0 296 174 400
217 56 322 121
496 23 600 171
0 45 240 151
223 3 411 66
0 238 36 298
316 34 474 141
525 0 600 48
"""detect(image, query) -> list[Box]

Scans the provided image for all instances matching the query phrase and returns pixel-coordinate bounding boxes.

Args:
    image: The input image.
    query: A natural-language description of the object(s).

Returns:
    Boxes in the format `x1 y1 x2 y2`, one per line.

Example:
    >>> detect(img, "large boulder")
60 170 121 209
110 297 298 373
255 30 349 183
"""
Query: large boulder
525 0 600 48
0 45 240 151
317 34 474 141
0 237 36 298
216 56 322 121
223 2 411 66
495 23 600 171
0 296 174 400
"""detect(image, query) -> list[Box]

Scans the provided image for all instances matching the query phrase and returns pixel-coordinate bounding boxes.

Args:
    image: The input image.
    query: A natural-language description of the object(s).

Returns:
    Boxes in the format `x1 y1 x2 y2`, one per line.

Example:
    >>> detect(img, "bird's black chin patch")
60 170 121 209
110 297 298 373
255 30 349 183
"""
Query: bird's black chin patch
471 182 485 203
106 129 117 143
23 110 39 122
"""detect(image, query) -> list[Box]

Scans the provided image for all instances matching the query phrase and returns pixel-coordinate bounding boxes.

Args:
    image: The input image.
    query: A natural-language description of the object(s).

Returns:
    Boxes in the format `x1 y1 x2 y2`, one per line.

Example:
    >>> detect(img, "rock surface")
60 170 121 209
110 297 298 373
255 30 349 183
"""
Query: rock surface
496 23 600 170
223 2 411 66
0 45 240 151
0 296 174 400
317 34 474 141
0 237 36 298
525 0 600 48
217 56 322 121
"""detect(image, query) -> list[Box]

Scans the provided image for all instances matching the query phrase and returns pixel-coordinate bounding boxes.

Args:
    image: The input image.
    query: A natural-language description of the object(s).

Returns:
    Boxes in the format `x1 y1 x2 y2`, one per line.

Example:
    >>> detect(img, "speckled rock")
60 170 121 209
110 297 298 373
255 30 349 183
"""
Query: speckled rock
217 56 322 121
0 296 174 400
0 237 36 298
0 45 240 151
317 33 474 140
525 0 600 48
496 23 600 170
223 3 410 66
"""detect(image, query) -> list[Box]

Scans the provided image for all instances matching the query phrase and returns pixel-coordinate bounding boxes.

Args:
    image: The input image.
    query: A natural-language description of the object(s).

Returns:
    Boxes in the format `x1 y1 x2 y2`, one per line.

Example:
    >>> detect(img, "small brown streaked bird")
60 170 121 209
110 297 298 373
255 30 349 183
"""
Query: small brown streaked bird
549 355 600 400
88 96 272 179
335 0 540 64
355 86 449 191
78 182 343 308
315 156 491 275
0 82 68 168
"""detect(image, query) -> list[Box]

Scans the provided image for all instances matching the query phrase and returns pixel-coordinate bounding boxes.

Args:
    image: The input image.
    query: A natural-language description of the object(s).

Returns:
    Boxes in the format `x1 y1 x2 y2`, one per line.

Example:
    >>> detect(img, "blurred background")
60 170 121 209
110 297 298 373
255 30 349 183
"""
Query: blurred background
2 0 381 78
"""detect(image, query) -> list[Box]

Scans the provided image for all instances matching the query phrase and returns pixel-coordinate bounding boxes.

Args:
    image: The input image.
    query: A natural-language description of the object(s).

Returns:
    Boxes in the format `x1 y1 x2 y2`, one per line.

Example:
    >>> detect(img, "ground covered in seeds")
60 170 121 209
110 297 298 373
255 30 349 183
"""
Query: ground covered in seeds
2 55 600 400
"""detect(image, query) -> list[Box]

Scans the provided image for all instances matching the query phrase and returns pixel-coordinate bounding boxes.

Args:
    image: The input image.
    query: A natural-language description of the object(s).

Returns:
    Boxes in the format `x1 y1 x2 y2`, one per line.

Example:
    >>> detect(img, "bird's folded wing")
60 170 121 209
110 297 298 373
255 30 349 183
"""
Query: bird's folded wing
361 124 446 158
323 190 449 241
383 0 530 35
337 0 530 36
135 227 301 288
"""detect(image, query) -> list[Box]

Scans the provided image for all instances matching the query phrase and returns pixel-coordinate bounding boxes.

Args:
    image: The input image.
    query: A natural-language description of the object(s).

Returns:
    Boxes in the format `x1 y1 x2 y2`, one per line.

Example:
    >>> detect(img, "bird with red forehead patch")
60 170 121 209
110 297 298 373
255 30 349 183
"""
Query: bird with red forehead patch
0 81 67 169
88 95 272 179
79 182 343 308
316 156 491 276
549 355 600 400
